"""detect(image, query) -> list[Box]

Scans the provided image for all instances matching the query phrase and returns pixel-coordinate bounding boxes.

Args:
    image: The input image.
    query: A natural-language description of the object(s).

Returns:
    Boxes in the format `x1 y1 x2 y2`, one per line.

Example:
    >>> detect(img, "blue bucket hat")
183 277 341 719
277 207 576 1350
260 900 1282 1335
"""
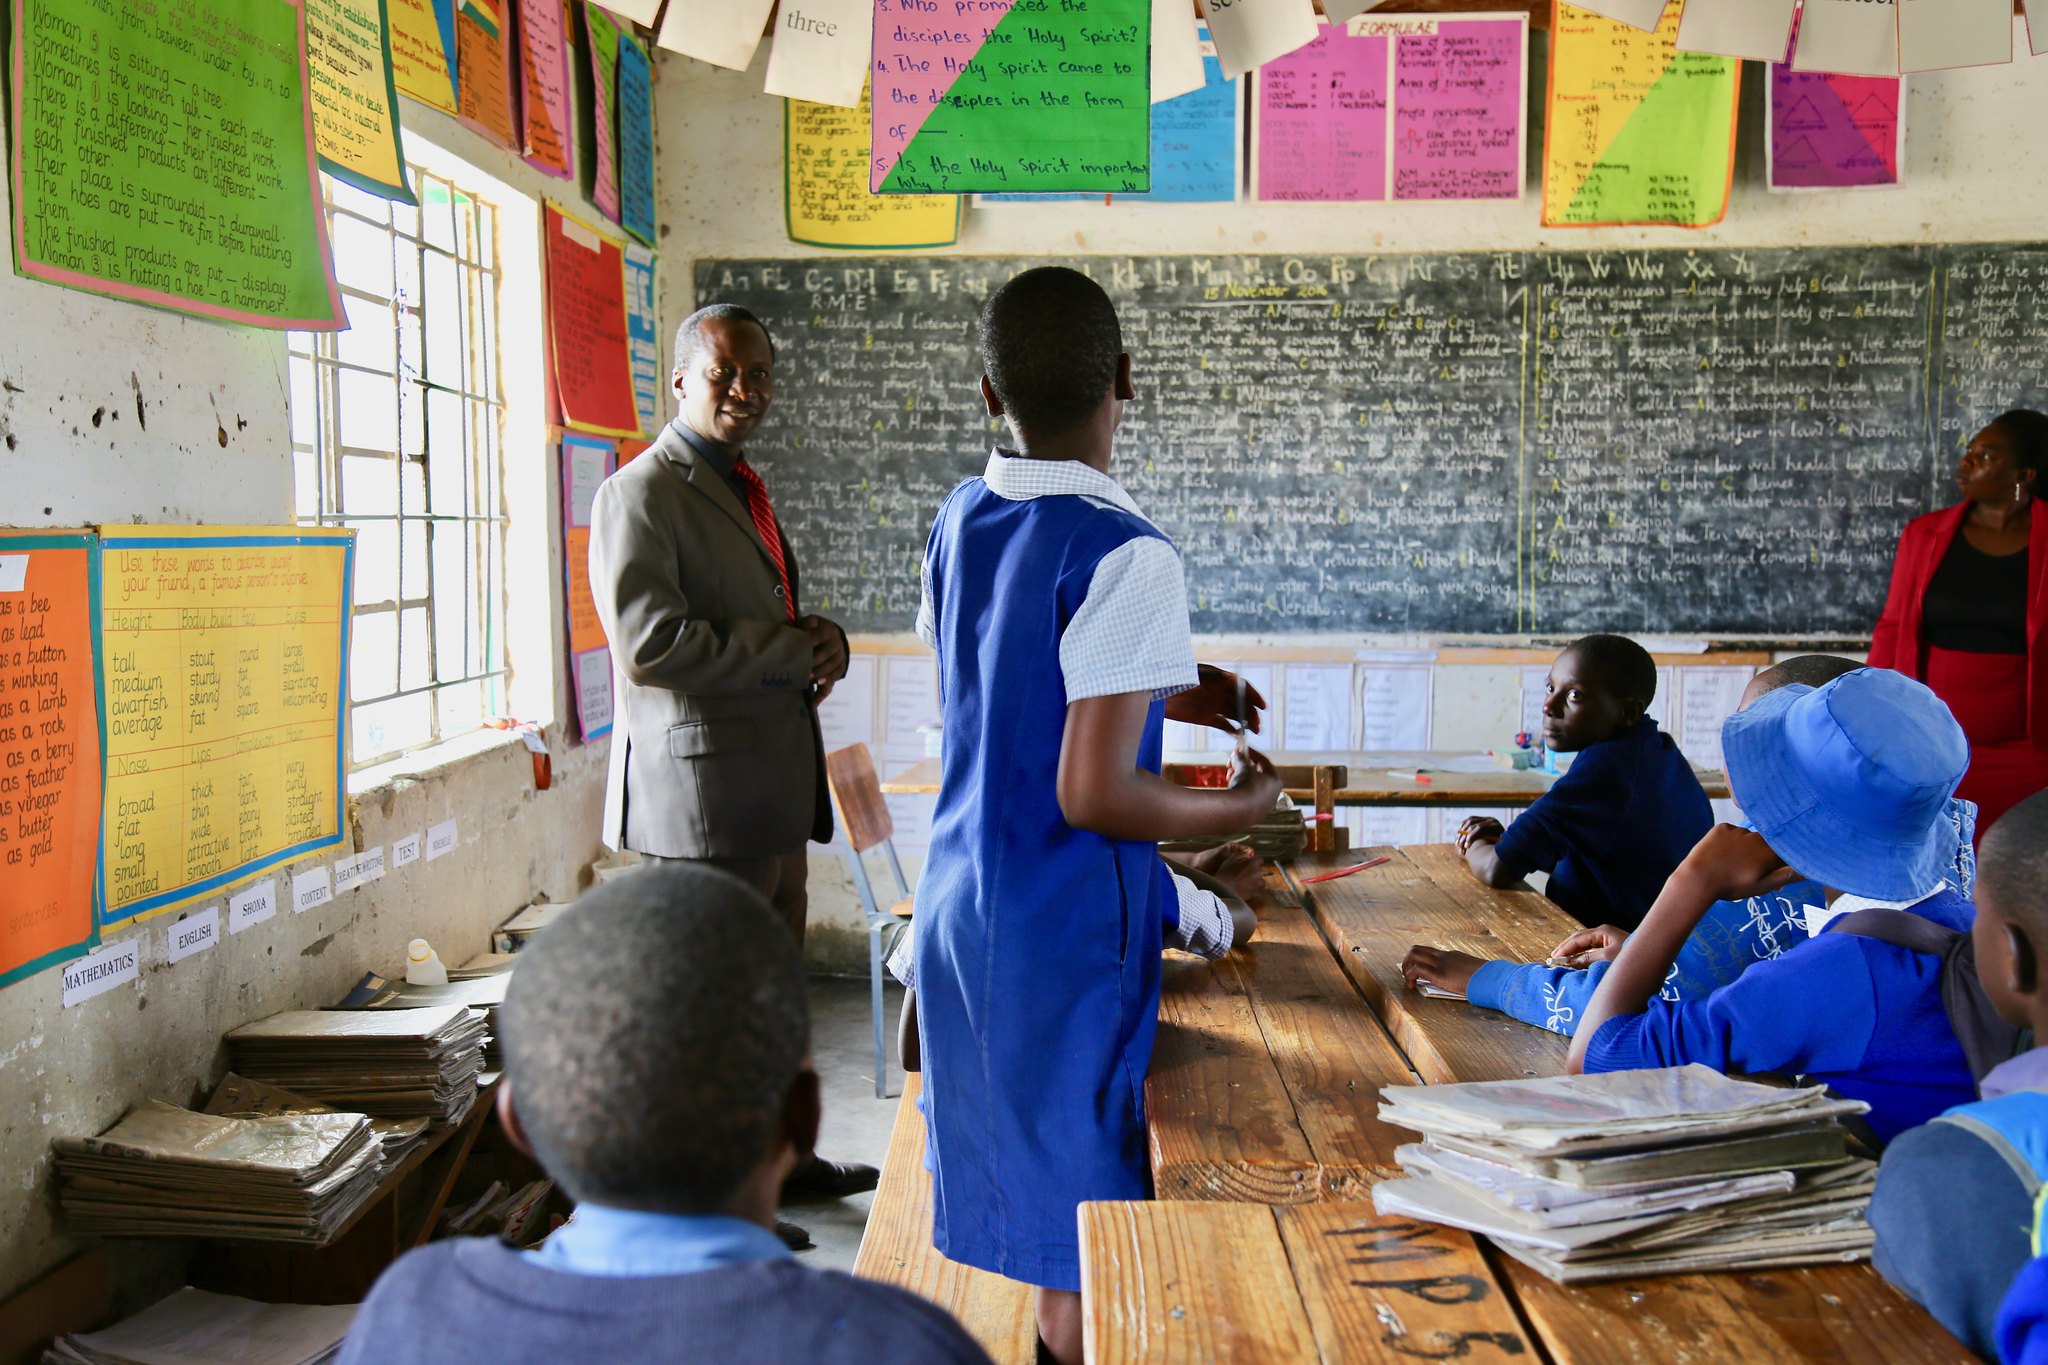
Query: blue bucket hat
1720 668 1968 901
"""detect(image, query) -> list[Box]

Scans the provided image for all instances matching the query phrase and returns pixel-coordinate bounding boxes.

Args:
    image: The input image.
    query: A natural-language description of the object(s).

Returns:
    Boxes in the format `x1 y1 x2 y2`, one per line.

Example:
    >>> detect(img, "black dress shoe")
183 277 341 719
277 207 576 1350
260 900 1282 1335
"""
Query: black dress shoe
782 1155 881 1200
774 1218 814 1251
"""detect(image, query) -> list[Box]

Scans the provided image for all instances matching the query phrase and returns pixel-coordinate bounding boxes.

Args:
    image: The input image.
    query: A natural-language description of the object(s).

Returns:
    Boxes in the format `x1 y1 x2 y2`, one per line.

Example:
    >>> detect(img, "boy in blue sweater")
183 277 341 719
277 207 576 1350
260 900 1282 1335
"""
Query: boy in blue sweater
338 867 994 1365
1873 791 2048 1358
1563 667 1977 1147
1456 634 1712 930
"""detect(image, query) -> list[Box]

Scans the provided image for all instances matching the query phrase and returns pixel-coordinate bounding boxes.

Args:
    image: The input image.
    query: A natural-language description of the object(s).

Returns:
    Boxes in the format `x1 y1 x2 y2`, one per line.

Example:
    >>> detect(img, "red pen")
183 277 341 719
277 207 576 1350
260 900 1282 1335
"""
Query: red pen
1299 855 1393 884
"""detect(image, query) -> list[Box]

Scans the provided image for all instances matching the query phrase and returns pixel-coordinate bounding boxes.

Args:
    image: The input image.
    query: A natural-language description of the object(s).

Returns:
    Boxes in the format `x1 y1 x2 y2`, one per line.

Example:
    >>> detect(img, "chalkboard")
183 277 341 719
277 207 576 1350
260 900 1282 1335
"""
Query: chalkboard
695 245 2048 636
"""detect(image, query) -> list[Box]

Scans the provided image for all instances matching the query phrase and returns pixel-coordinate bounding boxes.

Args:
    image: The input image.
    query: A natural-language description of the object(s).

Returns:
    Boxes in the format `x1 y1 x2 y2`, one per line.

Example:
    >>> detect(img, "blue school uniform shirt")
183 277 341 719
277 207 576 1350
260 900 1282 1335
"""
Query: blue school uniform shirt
1873 1048 2048 1359
911 451 1200 1293
1581 885 1978 1146
1492 717 1712 930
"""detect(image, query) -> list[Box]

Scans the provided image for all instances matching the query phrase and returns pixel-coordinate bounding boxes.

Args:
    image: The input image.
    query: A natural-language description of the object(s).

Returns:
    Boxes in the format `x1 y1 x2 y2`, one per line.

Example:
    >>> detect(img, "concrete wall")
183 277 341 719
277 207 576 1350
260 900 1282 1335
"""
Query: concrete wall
0 103 619 1303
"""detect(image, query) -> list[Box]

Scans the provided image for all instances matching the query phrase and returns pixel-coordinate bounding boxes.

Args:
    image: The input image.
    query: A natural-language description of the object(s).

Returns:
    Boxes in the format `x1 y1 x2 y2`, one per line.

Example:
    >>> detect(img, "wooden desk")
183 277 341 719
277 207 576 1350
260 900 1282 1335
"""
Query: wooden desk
880 751 1731 806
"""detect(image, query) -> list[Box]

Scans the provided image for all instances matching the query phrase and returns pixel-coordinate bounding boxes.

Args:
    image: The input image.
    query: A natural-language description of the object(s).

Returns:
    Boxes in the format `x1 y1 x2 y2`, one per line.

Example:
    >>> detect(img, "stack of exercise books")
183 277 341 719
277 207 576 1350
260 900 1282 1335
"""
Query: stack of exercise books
1371 1065 1877 1283
492 899 571 955
43 1288 356 1364
333 969 514 1073
52 1102 383 1244
225 1004 488 1127
204 1073 430 1177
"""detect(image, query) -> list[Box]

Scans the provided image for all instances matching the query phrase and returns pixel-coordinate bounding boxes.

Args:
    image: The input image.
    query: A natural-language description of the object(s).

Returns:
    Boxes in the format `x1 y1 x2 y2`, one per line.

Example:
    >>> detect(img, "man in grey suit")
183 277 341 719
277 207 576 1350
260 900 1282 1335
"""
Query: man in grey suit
589 304 875 1245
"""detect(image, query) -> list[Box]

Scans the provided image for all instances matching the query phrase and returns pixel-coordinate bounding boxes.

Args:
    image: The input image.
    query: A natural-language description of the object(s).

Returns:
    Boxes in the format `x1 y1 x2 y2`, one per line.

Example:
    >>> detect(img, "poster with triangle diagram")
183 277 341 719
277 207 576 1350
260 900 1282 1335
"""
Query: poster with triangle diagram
869 0 1151 194
1769 40 1903 190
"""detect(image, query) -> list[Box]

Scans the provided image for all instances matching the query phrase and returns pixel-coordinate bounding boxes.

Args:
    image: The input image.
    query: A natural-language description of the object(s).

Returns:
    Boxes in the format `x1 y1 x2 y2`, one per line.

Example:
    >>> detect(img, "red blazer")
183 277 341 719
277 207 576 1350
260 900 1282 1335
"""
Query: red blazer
1868 501 2048 747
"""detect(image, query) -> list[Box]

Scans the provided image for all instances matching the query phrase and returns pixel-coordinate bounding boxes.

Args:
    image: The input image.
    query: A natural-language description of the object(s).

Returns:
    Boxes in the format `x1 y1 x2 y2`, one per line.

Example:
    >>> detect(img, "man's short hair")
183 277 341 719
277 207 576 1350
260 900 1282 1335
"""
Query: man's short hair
498 865 809 1213
674 304 775 374
1751 654 1862 696
977 266 1123 437
1979 789 2048 945
1565 633 1659 710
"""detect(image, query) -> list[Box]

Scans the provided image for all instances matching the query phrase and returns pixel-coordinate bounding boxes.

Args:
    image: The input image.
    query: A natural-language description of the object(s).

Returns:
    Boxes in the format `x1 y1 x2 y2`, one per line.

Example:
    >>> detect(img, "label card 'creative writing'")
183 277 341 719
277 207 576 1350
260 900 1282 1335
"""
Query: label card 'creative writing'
62 940 138 1008
307 0 415 203
871 0 1152 195
657 0 780 70
166 907 220 964
1793 0 1899 77
1673 0 1798 61
1897 0 2011 72
292 866 333 912
229 880 278 934
765 0 874 107
1769 63 1904 191
332 847 387 892
427 819 459 860
519 0 575 177
787 86 960 247
1205 0 1320 80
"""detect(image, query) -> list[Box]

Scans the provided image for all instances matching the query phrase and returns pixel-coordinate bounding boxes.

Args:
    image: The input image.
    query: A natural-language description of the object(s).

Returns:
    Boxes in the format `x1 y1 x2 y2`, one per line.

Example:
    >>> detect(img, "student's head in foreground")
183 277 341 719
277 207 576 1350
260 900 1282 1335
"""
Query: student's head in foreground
976 266 1133 448
495 865 816 1219
1540 634 1657 752
1739 654 1860 710
1973 791 2048 1035
1721 667 1968 901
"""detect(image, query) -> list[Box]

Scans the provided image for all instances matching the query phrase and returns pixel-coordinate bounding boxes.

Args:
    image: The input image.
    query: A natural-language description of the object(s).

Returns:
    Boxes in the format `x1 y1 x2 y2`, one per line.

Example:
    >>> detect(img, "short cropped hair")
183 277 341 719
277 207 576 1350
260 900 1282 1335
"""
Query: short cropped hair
978 266 1123 436
498 866 810 1213
1990 409 2048 484
1565 633 1659 710
1751 654 1861 695
1979 789 2048 944
675 304 775 374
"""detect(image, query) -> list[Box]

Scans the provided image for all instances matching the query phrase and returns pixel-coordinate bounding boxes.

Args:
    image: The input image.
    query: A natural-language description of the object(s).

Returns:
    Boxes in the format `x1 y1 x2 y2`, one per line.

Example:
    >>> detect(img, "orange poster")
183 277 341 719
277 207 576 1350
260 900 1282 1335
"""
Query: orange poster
457 2 519 150
561 435 616 740
0 532 101 989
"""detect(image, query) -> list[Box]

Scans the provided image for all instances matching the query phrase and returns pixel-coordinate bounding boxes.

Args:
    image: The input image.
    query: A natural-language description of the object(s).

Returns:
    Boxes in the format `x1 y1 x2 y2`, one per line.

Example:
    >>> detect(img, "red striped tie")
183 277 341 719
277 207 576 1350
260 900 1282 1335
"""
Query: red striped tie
732 456 795 620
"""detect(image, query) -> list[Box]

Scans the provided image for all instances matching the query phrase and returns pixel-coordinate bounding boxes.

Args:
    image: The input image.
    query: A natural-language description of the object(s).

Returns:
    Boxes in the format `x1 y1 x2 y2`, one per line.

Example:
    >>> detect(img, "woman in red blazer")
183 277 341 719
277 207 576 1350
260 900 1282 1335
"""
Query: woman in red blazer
1870 410 2048 838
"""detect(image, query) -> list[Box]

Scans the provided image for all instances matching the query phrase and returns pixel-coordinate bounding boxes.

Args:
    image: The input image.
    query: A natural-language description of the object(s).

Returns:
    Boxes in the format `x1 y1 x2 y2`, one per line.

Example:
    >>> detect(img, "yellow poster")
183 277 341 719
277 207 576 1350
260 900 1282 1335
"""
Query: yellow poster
309 0 416 203
97 528 354 931
388 0 458 114
785 83 960 250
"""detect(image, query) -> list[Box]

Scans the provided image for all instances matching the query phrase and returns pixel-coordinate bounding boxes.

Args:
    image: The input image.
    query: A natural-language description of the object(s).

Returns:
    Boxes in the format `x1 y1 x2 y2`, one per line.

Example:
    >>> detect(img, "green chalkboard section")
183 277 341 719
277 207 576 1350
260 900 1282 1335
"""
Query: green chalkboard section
696 244 2048 637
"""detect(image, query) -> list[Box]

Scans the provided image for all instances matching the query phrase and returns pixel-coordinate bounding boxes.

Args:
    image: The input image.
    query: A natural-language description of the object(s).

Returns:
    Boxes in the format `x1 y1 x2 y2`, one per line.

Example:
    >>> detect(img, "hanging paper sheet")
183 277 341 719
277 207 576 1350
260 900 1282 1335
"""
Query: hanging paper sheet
1672 0 1797 61
390 0 460 111
869 0 1151 195
1150 0 1206 101
1792 0 1898 78
1542 1 1739 228
545 204 640 435
624 241 662 436
1769 62 1904 190
520 0 574 177
0 533 102 991
1898 0 2011 72
1205 0 1319 79
656 0 779 70
764 0 873 107
584 4 623 221
97 527 353 932
2031 1 2048 59
561 435 617 741
9 0 345 329
787 83 960 248
456 0 519 148
617 30 657 246
307 0 415 203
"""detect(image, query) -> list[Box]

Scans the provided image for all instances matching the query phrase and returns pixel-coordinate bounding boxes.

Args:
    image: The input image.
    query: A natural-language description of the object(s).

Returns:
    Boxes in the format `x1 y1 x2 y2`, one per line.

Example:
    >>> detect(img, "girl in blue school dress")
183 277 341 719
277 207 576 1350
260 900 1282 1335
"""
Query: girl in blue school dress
911 267 1282 1365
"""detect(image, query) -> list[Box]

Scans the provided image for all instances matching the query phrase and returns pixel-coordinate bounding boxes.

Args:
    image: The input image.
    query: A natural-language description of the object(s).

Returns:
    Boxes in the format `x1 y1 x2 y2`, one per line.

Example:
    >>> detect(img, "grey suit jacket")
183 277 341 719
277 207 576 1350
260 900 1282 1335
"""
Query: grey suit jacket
587 422 833 858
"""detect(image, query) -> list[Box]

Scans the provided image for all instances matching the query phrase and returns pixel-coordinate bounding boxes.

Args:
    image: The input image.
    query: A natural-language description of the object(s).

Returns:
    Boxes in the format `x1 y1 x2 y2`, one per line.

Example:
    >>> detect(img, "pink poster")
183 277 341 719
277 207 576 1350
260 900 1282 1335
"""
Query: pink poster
1253 23 1390 201
1390 17 1526 200
1769 65 1903 190
521 0 574 179
868 0 1010 192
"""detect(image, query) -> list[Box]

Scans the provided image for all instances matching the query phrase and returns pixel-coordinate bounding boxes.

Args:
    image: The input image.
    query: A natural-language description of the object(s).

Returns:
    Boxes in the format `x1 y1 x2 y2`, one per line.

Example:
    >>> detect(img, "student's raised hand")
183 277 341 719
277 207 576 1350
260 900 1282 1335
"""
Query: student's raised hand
1402 945 1485 996
1189 841 1265 901
1455 816 1506 854
1227 747 1284 822
1165 664 1267 736
1549 924 1629 968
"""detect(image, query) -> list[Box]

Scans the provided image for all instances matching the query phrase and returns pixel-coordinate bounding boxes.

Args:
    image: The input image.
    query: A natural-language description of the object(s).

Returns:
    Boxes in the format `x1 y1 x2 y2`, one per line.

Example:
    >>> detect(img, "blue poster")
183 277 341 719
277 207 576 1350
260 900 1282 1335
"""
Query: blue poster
623 242 660 437
617 32 657 248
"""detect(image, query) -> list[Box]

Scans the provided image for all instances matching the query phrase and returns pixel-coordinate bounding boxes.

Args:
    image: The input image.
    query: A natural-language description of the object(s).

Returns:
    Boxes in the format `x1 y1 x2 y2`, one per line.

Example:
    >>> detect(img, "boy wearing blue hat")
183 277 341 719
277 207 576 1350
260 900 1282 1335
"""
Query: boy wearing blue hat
1871 791 2048 1358
1565 667 1979 1146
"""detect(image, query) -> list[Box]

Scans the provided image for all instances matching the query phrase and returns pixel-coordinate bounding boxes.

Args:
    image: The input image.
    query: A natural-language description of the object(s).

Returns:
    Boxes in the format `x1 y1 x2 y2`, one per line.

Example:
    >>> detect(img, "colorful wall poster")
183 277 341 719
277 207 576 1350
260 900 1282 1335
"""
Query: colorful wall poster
584 4 623 221
624 241 662 436
307 0 415 204
97 527 353 932
544 204 640 435
656 0 778 71
1792 0 1899 77
981 26 1241 204
0 534 102 990
9 0 345 329
561 436 616 741
390 0 460 112
1542 1 1739 228
520 0 574 178
787 84 960 248
617 30 657 247
456 0 519 148
764 0 872 107
869 0 1151 195
1251 14 1524 203
1769 64 1904 190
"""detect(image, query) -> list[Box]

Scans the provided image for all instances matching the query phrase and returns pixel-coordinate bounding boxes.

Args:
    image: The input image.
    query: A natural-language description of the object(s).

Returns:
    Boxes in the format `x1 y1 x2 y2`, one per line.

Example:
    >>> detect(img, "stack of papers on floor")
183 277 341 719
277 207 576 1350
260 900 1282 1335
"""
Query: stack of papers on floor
1372 1065 1877 1283
43 1287 355 1364
53 1102 382 1244
333 970 513 1072
204 1073 430 1176
226 1005 487 1126
492 900 571 954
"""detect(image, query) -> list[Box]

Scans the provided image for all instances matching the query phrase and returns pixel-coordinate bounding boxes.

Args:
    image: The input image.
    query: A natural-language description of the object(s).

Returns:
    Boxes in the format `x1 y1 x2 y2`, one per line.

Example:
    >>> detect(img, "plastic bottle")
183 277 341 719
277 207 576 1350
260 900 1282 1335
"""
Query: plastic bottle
406 938 449 986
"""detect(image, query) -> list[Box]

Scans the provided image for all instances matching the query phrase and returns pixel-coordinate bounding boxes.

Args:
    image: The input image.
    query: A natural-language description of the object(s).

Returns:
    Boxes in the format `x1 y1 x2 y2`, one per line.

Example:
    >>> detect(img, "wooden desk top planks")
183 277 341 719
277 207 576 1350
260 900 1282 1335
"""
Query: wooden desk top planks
1299 843 1571 1084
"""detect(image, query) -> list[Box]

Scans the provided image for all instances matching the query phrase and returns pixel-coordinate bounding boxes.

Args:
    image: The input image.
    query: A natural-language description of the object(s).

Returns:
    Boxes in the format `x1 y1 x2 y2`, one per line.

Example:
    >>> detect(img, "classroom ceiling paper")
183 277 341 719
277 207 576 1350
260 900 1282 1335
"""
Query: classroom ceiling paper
1671 0 1797 61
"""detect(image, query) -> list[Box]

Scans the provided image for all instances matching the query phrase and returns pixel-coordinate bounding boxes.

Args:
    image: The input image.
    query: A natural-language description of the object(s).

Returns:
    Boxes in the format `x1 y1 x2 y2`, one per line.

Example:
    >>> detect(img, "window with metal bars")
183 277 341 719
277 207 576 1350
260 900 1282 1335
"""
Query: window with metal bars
290 165 509 769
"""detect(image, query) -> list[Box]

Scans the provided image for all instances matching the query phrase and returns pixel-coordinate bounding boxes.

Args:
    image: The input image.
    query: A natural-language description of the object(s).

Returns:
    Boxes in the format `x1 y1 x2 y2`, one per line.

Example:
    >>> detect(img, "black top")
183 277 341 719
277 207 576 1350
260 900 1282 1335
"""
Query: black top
1923 532 2029 654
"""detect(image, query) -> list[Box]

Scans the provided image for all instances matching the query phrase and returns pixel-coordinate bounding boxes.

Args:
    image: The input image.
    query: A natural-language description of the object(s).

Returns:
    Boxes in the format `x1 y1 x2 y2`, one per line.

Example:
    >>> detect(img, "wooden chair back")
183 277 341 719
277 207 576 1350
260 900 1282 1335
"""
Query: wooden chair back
825 743 895 853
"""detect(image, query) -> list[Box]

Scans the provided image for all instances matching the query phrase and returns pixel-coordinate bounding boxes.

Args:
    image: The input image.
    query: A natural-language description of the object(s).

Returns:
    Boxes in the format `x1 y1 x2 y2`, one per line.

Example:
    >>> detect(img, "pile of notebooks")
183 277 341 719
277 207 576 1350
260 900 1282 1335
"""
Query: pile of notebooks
44 1288 355 1365
226 1004 488 1126
492 899 572 955
205 1073 429 1177
53 1102 383 1244
1372 1065 1878 1283
334 969 514 1073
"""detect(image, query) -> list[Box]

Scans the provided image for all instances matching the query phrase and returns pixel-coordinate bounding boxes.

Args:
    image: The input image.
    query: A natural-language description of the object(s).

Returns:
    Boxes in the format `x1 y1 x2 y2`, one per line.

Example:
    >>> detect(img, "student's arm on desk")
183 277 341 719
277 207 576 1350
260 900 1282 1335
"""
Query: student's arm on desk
1058 693 1282 841
590 481 816 695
